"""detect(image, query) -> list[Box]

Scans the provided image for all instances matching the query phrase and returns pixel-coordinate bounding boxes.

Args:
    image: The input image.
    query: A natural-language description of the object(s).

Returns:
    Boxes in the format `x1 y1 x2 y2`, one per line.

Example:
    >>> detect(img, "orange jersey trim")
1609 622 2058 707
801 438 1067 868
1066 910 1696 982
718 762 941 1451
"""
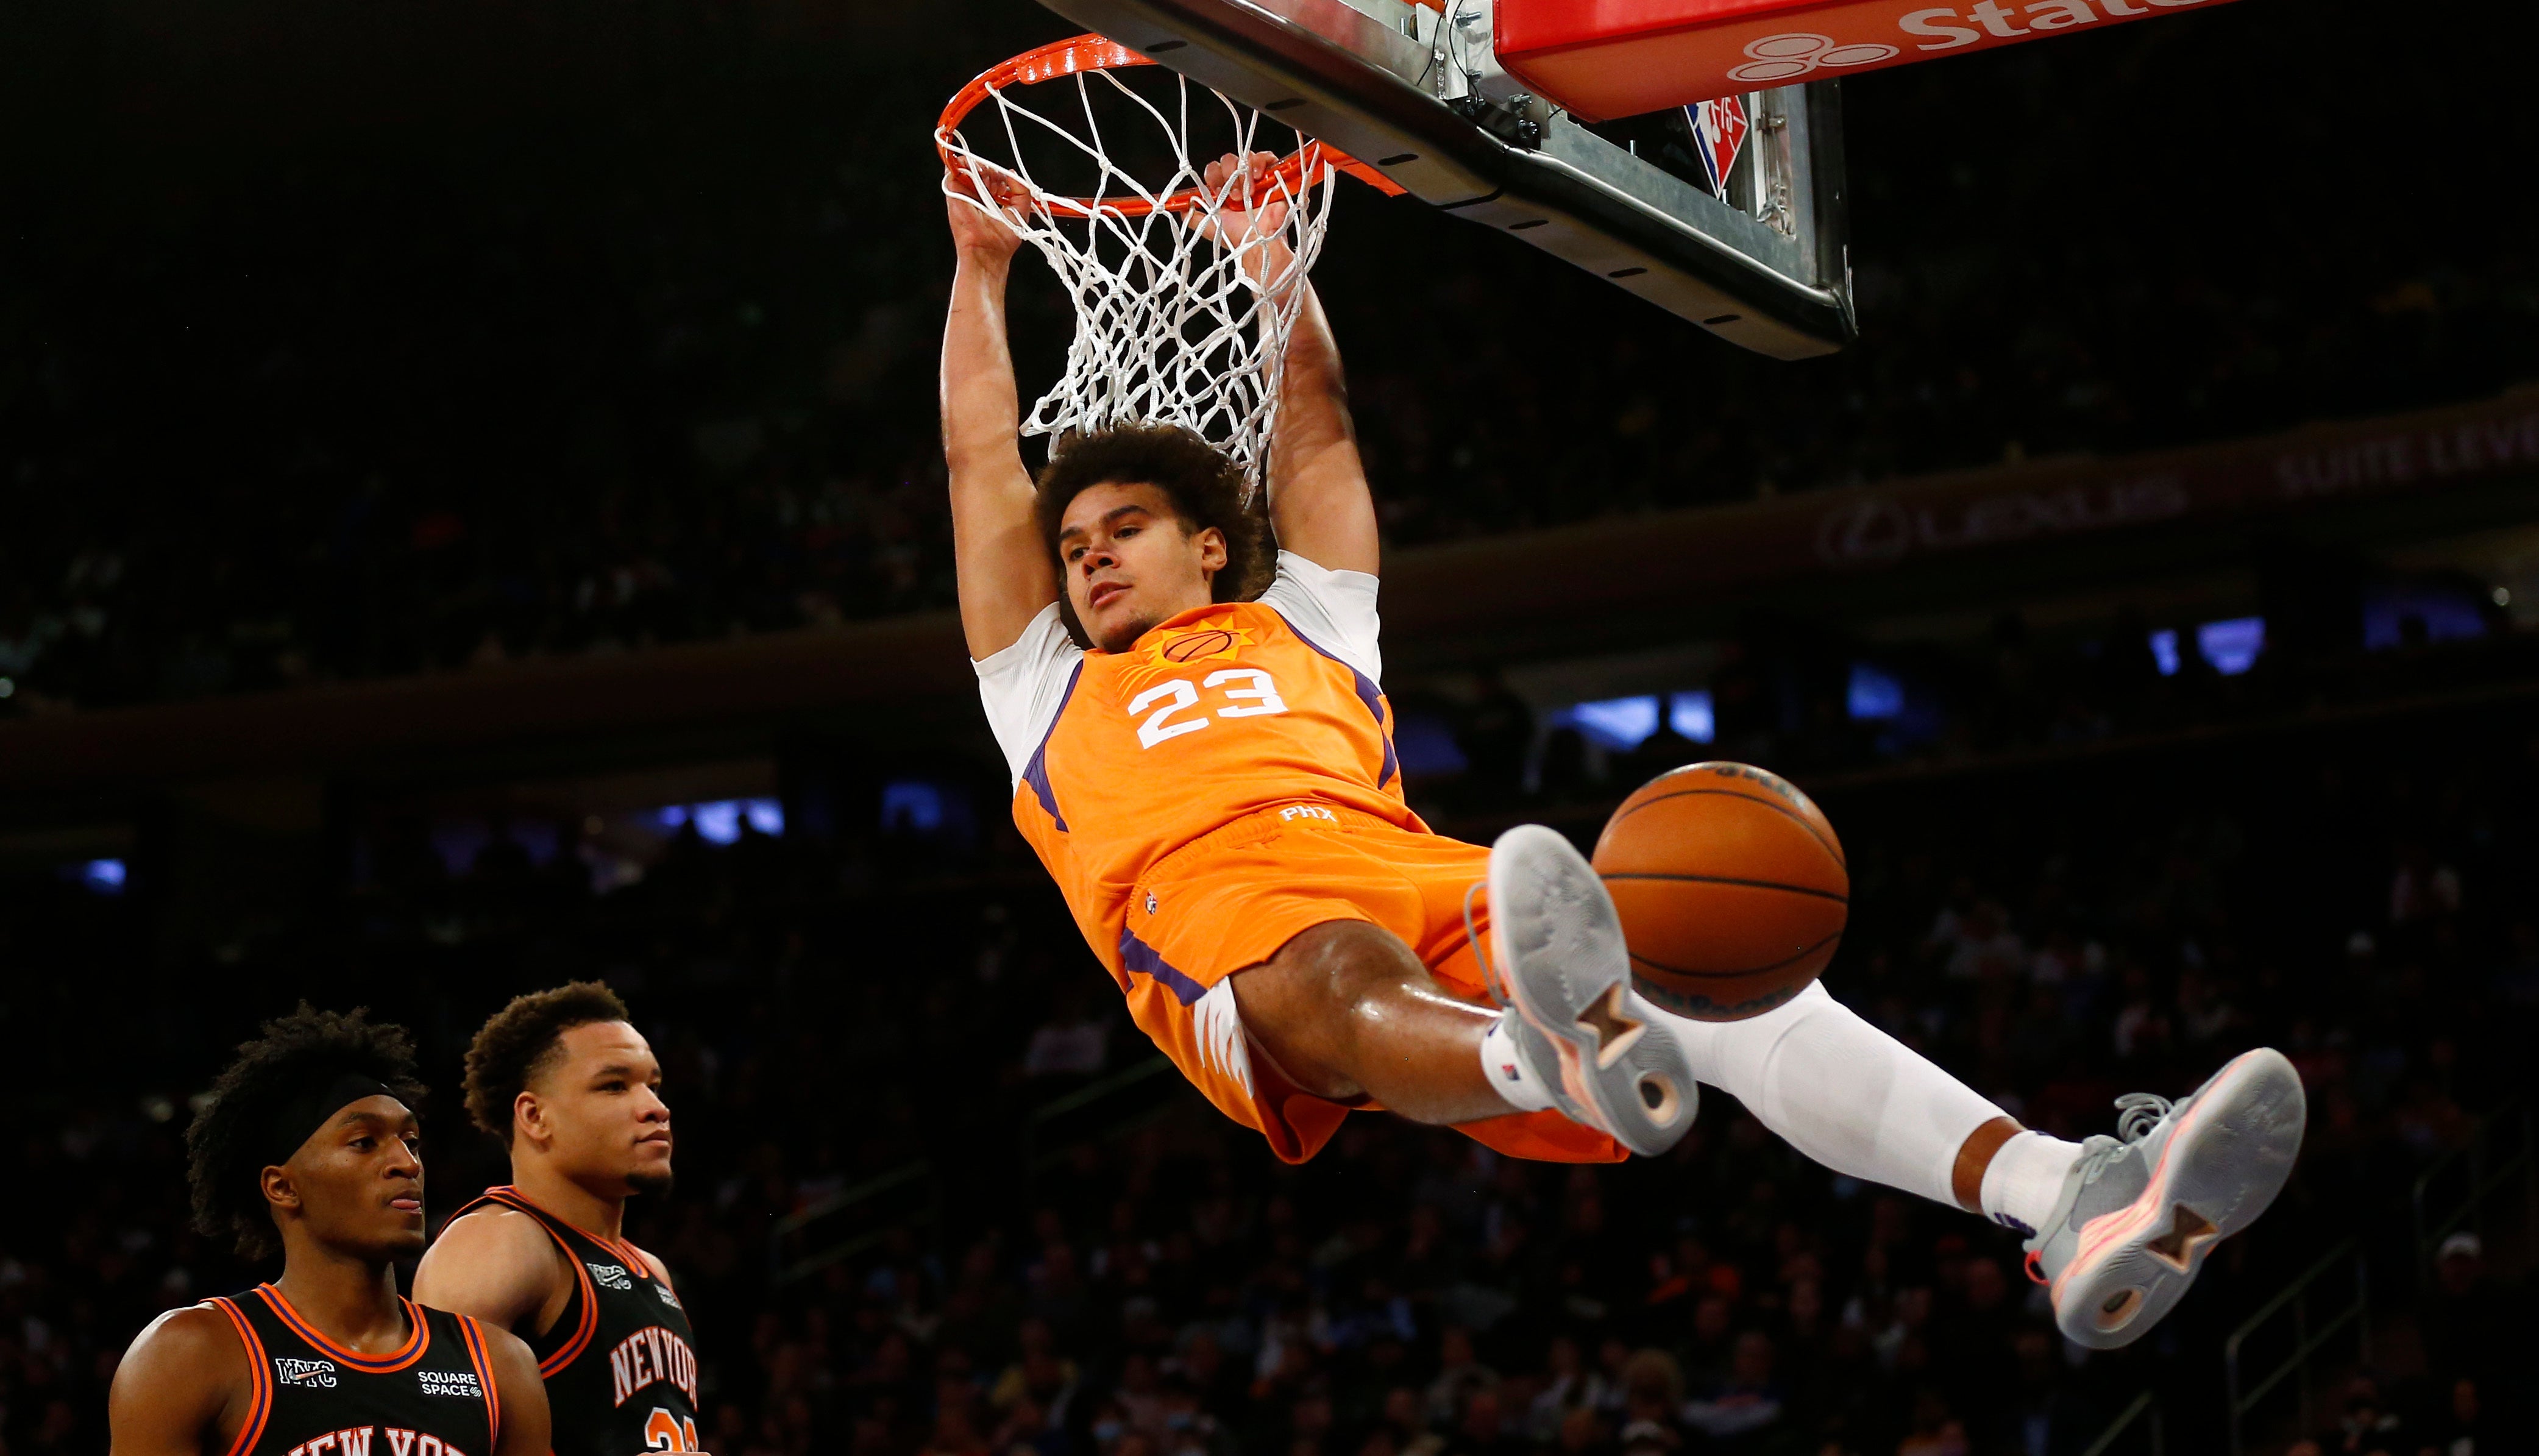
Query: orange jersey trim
475 1187 602 1377
252 1287 429 1373
204 1296 273 1456
456 1313 502 1441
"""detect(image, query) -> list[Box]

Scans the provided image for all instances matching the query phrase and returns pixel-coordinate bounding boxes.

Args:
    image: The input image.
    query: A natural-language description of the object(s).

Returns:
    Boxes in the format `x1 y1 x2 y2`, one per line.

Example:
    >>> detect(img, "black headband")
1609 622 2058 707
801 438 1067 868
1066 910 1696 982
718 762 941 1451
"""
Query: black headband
260 1071 400 1168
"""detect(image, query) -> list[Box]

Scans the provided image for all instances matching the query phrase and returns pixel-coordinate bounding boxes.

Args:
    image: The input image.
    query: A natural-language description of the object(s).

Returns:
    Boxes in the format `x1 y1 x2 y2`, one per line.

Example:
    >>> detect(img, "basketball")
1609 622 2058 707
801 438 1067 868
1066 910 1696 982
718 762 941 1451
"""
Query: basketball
1591 762 1849 1021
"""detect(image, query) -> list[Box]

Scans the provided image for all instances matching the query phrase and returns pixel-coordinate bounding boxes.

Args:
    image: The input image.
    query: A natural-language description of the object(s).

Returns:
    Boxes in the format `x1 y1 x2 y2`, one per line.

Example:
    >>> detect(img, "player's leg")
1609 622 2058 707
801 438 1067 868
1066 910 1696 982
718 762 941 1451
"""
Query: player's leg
1226 825 1699 1154
1649 981 2037 1214
1232 824 1698 1154
1653 982 2305 1348
1229 918 1511 1125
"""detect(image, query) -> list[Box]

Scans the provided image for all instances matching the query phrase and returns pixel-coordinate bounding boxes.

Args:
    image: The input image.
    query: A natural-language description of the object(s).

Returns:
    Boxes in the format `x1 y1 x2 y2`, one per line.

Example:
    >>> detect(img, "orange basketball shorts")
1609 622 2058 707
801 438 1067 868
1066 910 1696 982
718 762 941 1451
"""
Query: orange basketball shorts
1116 802 1625 1166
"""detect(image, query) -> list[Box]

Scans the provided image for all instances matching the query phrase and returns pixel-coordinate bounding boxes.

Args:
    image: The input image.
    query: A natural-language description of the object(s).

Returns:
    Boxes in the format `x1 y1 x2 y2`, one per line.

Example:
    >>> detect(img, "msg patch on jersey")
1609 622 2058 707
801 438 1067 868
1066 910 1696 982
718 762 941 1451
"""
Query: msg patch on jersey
587 1262 634 1291
276 1357 340 1388
416 1369 484 1399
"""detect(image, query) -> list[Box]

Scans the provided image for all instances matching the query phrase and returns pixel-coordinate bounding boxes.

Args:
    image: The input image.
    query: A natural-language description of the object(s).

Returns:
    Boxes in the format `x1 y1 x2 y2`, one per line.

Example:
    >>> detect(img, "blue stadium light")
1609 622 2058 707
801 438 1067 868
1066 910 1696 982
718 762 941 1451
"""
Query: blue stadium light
689 802 743 843
82 858 127 893
2363 584 2490 650
879 780 946 833
2148 629 2181 677
1846 662 1905 721
1392 711 1469 776
1669 691 1716 744
2196 617 2266 676
658 798 783 843
1567 695 1661 751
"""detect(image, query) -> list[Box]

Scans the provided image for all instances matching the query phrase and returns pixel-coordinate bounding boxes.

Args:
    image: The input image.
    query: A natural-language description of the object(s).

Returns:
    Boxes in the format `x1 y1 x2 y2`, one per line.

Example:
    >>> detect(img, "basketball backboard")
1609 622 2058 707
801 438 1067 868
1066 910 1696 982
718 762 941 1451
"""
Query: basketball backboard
1031 0 1856 359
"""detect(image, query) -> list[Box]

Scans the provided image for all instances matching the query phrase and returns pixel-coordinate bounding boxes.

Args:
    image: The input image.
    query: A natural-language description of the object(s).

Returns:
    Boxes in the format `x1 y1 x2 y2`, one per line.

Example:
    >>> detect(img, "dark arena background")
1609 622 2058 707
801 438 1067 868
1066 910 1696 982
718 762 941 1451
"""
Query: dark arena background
5 0 2539 1452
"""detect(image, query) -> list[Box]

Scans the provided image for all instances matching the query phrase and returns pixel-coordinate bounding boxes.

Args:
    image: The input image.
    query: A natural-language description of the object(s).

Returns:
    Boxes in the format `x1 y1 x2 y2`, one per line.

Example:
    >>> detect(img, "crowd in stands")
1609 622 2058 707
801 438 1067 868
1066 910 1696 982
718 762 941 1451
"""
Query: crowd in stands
3 0 2535 711
5 666 2534 1455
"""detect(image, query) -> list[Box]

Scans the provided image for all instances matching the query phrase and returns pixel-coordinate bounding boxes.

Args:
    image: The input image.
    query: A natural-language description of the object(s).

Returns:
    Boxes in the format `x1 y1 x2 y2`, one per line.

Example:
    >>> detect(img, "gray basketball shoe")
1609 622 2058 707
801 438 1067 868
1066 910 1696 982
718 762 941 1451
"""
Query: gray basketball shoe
2025 1047 2307 1348
1485 823 1699 1156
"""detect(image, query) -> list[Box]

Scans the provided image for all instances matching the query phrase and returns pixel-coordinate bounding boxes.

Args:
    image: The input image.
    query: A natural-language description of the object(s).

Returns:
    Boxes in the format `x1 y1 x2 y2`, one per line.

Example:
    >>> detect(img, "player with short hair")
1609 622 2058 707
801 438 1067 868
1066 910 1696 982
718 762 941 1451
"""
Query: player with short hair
412 983 705 1456
110 1005 551 1456
942 155 2310 1349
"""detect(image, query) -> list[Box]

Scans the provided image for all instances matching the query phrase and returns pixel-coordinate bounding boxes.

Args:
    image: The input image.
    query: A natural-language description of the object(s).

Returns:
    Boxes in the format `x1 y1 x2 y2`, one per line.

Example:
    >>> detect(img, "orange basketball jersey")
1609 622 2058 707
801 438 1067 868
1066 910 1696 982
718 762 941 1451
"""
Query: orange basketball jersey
977 553 1625 1167
977 551 1421 968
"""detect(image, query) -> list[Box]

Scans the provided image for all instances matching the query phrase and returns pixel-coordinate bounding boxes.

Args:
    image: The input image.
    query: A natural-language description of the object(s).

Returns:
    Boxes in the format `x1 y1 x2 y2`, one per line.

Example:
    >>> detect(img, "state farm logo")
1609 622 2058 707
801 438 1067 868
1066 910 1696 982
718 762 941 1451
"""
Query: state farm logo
1729 33 1900 83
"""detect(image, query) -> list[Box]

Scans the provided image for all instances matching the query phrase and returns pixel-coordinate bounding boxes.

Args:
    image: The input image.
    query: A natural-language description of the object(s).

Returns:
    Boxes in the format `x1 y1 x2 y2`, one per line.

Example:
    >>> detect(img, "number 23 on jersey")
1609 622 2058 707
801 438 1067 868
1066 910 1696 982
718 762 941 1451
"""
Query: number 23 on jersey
1126 669 1287 749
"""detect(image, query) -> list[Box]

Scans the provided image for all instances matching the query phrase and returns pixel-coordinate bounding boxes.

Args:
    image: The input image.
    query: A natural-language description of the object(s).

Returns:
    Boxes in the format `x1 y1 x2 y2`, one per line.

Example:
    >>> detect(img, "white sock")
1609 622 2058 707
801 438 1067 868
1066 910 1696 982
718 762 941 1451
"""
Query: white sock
1480 1012 1557 1112
1980 1130 2086 1239
1650 981 2005 1212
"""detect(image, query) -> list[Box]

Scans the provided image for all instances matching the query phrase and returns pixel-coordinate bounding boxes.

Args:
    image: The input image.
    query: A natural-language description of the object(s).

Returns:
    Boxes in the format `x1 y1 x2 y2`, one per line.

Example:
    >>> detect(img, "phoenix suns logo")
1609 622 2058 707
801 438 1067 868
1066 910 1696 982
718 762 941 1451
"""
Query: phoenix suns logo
1140 616 1255 669
1162 630 1238 663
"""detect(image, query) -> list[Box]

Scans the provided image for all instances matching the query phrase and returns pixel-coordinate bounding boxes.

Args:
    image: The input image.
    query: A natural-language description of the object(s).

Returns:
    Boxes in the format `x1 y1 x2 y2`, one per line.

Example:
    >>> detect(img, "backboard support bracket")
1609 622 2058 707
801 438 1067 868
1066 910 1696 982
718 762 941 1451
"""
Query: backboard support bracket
1029 0 1856 358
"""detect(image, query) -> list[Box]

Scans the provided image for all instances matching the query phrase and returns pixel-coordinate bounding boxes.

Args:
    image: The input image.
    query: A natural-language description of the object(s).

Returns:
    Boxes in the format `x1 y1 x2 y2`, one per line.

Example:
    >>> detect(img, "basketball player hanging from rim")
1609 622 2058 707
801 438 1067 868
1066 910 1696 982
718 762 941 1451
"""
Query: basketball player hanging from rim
412 984 706 1456
109 1005 552 1456
942 124 2306 1346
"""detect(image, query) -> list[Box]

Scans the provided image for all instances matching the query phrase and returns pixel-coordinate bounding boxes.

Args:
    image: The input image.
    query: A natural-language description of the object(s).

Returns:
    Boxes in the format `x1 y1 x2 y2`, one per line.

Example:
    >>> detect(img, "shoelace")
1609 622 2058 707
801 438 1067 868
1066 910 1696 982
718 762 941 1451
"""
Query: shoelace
2114 1091 2174 1142
2076 1093 2176 1185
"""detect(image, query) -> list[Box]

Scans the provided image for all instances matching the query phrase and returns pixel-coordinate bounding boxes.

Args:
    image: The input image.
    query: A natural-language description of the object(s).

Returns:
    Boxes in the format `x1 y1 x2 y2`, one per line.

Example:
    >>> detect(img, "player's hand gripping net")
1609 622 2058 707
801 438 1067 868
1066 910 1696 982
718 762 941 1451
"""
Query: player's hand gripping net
938 36 1362 500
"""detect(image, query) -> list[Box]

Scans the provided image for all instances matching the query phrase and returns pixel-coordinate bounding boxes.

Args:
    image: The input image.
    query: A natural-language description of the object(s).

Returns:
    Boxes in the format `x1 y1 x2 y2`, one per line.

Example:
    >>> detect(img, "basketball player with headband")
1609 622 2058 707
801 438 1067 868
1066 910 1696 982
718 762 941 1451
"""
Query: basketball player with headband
941 89 2309 1345
108 1005 550 1456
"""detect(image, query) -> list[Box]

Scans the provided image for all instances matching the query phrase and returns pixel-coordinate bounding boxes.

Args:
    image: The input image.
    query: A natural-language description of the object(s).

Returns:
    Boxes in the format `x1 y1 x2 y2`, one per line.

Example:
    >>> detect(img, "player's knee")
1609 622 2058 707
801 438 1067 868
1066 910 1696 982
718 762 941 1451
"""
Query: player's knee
1274 918 1423 992
1235 919 1421 1029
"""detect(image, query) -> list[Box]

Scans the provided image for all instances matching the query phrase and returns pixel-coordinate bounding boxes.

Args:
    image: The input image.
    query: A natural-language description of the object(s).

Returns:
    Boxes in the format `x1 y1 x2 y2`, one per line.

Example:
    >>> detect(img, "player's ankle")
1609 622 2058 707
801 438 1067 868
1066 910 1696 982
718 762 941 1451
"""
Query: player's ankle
1979 1129 2087 1238
1479 1012 1557 1113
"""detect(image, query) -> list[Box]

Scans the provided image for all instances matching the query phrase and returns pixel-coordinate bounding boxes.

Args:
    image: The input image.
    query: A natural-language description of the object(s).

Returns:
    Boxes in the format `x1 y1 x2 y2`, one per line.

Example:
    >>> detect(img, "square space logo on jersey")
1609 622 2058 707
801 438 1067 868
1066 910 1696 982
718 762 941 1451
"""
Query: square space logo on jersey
275 1357 339 1388
1686 94 1749 196
417 1369 484 1399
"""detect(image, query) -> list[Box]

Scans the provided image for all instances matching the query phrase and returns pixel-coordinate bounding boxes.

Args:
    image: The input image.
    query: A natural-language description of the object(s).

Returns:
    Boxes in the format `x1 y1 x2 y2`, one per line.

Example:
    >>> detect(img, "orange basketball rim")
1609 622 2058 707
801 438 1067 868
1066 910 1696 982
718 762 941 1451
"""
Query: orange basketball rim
936 33 1403 220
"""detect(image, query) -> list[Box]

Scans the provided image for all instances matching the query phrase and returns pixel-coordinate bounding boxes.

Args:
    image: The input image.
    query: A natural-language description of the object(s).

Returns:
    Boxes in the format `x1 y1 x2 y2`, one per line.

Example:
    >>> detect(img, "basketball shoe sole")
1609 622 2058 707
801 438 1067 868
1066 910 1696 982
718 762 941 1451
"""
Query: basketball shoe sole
2029 1046 2307 1349
1486 824 1699 1156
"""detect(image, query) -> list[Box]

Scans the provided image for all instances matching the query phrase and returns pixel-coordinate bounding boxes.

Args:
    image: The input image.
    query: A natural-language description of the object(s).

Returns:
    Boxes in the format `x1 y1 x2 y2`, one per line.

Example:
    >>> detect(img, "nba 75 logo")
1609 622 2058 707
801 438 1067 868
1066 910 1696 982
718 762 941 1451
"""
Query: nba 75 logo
275 1357 339 1388
588 1263 634 1291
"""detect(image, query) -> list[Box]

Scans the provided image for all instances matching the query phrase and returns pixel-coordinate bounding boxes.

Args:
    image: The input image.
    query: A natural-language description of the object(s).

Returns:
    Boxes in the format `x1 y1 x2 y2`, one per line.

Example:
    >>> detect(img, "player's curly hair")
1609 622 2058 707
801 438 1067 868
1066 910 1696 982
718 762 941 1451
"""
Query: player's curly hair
463 981 631 1144
1034 423 1276 647
185 1004 427 1262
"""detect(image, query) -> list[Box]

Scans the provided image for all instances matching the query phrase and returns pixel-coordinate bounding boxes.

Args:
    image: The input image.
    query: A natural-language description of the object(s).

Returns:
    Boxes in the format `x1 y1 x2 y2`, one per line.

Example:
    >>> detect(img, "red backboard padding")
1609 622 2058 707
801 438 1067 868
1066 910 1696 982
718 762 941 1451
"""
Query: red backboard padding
1496 0 2241 121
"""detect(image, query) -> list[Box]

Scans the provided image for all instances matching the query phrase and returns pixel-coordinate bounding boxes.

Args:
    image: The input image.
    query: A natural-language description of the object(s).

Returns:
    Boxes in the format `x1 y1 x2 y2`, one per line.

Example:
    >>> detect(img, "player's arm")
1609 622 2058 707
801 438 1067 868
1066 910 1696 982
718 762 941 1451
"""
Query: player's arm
482 1325 553 1456
1206 154 1380 577
1265 275 1380 576
108 1307 245 1456
412 1206 569 1334
941 182 1062 659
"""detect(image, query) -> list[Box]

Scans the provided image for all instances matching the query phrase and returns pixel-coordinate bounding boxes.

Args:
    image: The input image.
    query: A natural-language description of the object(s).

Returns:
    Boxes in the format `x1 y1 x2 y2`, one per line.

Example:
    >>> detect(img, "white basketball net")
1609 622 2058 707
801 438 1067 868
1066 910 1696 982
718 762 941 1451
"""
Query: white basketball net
939 44 1340 499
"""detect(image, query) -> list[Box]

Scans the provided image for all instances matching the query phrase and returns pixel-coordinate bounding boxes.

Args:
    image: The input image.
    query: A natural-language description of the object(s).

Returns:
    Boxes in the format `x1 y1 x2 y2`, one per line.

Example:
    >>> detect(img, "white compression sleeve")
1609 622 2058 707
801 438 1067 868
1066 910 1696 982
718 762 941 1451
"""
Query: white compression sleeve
1657 980 2006 1210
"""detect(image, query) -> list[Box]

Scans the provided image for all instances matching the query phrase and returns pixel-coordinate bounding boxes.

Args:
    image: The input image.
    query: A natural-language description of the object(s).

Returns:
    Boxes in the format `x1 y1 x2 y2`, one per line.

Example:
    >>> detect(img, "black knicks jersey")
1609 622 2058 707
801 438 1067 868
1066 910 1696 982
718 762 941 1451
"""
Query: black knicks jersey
203 1285 502 1456
450 1187 701 1456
